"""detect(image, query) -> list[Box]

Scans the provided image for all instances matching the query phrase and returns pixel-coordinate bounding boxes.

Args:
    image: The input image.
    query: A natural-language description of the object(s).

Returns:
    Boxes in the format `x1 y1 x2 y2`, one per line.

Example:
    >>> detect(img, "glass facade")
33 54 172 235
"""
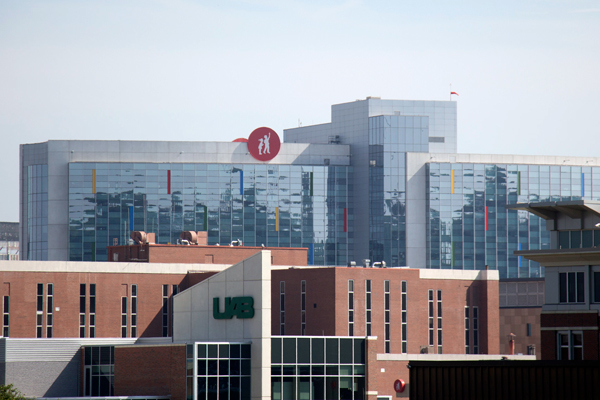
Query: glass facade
271 336 366 400
27 164 48 260
427 163 600 279
188 342 252 400
83 346 115 397
68 163 352 265
369 115 429 265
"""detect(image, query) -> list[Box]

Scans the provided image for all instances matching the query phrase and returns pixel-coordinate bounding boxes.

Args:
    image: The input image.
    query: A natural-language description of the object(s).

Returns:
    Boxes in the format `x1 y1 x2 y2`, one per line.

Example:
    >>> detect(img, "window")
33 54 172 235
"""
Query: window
401 281 407 353
46 284 53 338
84 346 115 396
300 280 306 336
437 290 443 354
131 284 137 338
384 280 390 353
559 272 584 303
195 342 252 400
80 284 86 338
428 290 434 347
557 331 583 360
270 337 366 400
464 307 470 354
121 297 127 338
280 281 285 335
90 284 96 338
162 284 169 337
3 295 9 337
348 280 354 336
172 284 179 335
527 323 531 337
36 283 43 338
473 306 478 354
365 280 372 336
594 271 600 303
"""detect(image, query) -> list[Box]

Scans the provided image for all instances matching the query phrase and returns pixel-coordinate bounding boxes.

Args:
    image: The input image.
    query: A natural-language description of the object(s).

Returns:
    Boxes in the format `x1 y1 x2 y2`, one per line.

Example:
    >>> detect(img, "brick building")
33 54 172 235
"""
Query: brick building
0 248 526 400
271 267 499 356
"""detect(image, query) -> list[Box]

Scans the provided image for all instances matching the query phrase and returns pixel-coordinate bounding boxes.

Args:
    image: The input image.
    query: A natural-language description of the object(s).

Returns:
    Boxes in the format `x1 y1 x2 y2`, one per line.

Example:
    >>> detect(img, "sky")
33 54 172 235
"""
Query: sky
1 0 599 222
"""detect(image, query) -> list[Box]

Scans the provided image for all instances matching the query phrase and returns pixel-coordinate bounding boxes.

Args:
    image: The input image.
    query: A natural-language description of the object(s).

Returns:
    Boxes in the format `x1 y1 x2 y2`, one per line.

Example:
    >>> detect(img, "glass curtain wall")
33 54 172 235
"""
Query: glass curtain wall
189 342 252 400
68 163 352 265
27 164 48 260
369 115 429 266
271 336 366 400
427 163 600 278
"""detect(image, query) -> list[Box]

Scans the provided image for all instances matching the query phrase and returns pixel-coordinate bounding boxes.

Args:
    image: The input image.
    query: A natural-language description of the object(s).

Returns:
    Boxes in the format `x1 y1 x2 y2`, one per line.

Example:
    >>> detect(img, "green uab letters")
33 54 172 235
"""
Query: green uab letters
213 296 255 319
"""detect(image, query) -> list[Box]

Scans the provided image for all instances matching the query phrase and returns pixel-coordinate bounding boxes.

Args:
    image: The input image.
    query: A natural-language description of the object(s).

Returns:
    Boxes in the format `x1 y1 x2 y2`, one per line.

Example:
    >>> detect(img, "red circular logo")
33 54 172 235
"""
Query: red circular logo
247 127 280 161
394 379 406 393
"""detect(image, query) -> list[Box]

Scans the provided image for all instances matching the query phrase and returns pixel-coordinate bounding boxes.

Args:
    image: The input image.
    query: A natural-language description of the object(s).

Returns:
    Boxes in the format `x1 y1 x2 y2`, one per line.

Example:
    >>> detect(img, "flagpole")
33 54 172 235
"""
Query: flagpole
449 84 452 101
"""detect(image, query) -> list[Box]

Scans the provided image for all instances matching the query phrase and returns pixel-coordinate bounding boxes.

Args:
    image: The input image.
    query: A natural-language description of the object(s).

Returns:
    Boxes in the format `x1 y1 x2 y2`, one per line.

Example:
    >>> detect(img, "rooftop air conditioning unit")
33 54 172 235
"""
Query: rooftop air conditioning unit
420 345 434 354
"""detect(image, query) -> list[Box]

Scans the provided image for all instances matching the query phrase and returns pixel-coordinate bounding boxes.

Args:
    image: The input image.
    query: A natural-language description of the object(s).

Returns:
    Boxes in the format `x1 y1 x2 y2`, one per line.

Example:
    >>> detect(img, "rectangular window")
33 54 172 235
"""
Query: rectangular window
559 272 585 303
558 331 583 360
348 280 354 336
300 280 306 336
280 281 285 335
465 307 470 354
473 306 479 354
401 280 407 354
89 284 96 338
384 280 390 353
83 345 115 397
121 297 127 338
526 322 531 337
594 272 600 303
80 284 86 338
437 290 443 354
46 283 53 338
3 295 9 337
36 283 43 338
162 284 169 337
131 284 137 338
428 290 434 347
366 280 372 337
171 284 178 336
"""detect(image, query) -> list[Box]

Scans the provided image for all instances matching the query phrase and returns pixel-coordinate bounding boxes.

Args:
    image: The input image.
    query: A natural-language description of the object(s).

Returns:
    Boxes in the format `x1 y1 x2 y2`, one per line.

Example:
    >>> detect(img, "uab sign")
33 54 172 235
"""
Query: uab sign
213 296 255 319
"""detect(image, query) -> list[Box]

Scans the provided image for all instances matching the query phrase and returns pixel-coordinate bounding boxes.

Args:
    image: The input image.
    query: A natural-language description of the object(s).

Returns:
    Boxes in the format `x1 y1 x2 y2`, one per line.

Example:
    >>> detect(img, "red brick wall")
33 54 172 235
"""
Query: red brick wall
0 271 194 338
271 268 337 335
480 278 500 354
541 312 598 328
541 330 557 360
540 312 600 360
272 267 499 355
366 337 409 399
109 245 308 266
114 344 186 400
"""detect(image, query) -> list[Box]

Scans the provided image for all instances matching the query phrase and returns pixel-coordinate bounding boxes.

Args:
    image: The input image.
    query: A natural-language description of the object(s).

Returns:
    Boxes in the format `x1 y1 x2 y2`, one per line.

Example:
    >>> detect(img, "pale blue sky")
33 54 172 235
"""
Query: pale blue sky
1 0 599 221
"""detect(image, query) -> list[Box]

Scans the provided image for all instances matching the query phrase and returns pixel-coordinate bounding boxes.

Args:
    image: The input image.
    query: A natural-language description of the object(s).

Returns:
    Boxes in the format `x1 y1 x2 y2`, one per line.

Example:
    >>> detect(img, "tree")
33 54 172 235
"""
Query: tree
0 385 26 400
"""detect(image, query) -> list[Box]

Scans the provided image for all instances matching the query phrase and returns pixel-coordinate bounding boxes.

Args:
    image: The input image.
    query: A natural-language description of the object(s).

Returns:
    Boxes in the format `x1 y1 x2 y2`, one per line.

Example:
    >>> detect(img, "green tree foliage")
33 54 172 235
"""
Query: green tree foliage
0 385 26 400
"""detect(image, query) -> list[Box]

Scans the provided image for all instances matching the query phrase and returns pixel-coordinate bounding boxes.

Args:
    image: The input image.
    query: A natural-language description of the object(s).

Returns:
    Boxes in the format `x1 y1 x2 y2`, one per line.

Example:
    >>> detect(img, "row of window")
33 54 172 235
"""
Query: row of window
348 280 407 354
280 281 308 336
558 271 600 304
29 283 178 338
558 230 600 249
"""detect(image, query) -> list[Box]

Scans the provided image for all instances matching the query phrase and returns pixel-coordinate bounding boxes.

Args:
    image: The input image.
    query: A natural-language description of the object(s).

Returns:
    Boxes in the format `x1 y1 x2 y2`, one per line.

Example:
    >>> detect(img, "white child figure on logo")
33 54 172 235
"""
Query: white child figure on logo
258 138 264 155
263 132 271 155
